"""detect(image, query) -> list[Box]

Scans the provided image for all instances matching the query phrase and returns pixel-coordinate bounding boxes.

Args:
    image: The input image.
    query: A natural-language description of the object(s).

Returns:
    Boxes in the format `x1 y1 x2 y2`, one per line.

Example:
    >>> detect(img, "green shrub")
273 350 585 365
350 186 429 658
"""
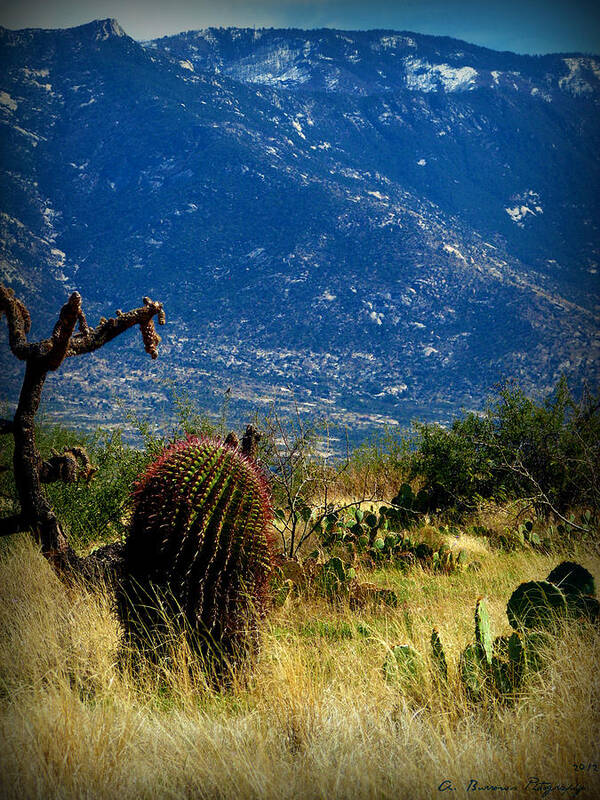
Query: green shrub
0 421 149 551
45 428 149 549
404 378 600 516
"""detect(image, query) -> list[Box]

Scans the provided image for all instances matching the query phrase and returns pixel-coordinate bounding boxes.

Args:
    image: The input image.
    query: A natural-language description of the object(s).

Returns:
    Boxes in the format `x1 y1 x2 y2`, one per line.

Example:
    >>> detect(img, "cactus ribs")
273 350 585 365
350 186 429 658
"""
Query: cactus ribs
117 435 274 663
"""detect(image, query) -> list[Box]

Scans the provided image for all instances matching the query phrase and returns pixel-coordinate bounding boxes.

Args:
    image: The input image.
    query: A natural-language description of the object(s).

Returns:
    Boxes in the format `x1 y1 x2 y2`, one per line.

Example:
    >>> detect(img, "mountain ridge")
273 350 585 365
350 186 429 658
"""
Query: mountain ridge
0 20 598 442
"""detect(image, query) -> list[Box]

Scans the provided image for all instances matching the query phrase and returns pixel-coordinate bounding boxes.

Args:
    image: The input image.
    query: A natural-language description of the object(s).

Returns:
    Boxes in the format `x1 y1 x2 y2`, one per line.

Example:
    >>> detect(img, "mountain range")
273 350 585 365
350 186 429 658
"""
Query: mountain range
0 18 599 443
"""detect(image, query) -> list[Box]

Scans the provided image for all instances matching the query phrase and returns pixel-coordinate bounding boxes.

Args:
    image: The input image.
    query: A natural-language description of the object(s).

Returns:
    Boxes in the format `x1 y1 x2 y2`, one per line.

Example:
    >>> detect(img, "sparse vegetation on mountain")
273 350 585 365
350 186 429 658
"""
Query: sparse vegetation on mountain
2 21 598 439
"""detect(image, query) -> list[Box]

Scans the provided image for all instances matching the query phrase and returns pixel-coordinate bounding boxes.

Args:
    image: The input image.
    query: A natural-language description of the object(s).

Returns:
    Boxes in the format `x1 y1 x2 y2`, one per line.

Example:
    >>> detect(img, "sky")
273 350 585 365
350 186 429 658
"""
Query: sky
0 0 599 55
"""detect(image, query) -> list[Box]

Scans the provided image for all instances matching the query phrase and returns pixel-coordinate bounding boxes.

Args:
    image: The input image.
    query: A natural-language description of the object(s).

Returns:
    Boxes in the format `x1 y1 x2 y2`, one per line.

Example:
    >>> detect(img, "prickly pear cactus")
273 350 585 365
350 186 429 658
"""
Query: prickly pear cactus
569 594 600 624
491 632 524 695
506 580 567 631
459 643 489 701
546 561 595 598
118 435 274 662
430 628 448 683
383 644 423 685
475 597 493 665
317 556 356 600
546 561 598 623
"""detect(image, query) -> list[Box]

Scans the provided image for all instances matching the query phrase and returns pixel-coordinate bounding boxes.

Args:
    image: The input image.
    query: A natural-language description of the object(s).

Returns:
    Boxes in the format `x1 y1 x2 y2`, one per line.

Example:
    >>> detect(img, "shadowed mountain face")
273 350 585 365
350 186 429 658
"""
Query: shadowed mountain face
0 19 598 438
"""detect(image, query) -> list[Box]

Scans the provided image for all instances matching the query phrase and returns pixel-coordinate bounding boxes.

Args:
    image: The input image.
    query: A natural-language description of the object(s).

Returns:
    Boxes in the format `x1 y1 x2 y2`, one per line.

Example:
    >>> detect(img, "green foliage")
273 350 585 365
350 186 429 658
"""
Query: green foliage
405 412 497 513
1 385 226 554
117 436 274 663
402 378 600 516
0 421 149 551
390 482 427 525
459 607 528 701
46 428 150 549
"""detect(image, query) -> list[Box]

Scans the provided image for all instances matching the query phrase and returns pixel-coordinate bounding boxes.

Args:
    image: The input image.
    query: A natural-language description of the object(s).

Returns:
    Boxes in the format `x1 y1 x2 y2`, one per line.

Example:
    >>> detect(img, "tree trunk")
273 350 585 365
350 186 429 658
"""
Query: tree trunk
12 361 76 568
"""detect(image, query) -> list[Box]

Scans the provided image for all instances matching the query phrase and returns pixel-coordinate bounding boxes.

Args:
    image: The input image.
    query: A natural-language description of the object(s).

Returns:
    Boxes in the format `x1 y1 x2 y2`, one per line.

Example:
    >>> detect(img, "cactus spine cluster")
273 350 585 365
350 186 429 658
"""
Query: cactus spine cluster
118 435 274 663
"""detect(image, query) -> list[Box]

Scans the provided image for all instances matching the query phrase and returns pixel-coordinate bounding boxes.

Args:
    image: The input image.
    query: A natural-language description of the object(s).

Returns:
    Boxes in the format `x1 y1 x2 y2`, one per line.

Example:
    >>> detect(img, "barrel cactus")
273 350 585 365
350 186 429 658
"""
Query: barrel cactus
118 435 274 665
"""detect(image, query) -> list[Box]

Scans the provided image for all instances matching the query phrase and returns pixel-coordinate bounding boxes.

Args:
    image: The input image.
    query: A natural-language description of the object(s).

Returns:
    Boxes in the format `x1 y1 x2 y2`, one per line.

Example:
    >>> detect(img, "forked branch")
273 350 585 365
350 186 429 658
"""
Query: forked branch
0 283 166 573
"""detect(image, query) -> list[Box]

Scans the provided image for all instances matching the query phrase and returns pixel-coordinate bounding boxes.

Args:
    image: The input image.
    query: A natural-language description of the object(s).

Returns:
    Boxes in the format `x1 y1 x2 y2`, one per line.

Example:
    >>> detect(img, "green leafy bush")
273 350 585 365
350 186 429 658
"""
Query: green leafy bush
0 421 149 551
404 378 600 516
45 428 150 550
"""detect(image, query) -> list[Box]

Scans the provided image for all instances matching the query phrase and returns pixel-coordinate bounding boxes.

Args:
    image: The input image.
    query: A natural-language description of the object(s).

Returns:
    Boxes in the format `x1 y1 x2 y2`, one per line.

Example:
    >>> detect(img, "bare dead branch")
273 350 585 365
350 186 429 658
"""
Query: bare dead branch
66 297 165 359
39 446 95 484
76 307 90 335
0 284 33 360
44 291 83 371
0 283 166 572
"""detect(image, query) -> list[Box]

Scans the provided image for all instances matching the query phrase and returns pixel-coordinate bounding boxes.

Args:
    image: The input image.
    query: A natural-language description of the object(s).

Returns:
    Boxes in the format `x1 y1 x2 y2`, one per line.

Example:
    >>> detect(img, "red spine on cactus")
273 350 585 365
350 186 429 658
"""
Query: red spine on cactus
118 435 274 664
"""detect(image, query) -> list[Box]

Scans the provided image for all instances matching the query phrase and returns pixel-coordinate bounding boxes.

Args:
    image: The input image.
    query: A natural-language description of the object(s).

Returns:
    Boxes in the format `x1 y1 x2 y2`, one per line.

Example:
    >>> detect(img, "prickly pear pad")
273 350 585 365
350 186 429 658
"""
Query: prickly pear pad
506 580 567 631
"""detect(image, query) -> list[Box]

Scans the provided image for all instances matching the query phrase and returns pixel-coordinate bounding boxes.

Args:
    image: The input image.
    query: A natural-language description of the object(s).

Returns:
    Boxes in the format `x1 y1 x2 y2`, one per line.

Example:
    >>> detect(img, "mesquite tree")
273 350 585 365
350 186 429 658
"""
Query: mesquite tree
0 283 165 573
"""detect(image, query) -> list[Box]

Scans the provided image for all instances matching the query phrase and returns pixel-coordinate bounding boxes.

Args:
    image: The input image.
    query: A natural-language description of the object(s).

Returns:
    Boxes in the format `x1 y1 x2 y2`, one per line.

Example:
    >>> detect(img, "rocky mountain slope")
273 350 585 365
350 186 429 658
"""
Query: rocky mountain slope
0 19 598 440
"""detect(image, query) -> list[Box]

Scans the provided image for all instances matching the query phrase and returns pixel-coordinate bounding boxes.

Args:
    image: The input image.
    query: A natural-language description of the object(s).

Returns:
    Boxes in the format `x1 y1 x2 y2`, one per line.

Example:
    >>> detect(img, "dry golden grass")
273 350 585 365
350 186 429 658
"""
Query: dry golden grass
1 536 599 799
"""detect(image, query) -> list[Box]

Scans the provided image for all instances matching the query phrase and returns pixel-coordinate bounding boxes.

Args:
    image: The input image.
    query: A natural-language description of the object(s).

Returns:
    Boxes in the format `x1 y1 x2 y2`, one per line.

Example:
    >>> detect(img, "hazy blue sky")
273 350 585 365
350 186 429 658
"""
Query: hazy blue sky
0 0 599 55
